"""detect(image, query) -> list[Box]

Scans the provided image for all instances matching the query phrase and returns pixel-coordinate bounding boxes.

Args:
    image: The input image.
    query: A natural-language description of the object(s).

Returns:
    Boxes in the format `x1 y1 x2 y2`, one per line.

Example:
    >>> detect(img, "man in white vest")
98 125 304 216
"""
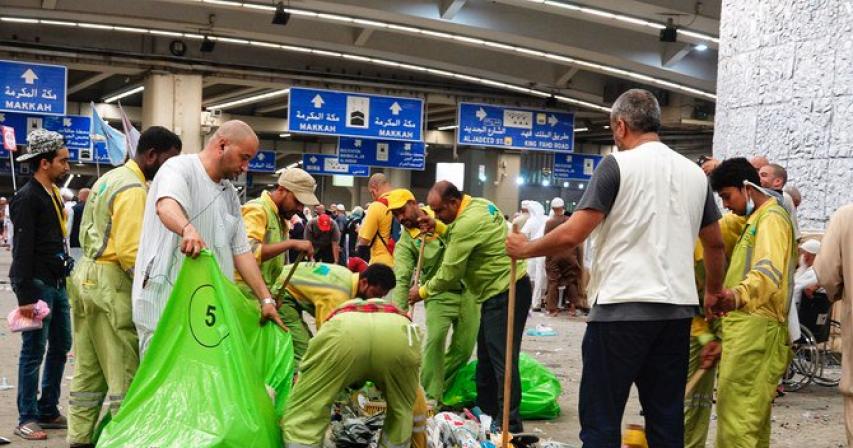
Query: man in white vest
507 89 726 447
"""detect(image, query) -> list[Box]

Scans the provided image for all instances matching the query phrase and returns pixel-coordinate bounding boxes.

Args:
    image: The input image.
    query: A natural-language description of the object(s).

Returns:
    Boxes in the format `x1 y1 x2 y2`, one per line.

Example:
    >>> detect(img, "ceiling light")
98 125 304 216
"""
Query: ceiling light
574 127 589 132
279 133 291 138
542 179 550 187
437 125 458 131
516 176 525 186
562 182 569 188
272 2 290 25
200 35 216 52
206 88 290 110
104 85 145 103
695 44 708 52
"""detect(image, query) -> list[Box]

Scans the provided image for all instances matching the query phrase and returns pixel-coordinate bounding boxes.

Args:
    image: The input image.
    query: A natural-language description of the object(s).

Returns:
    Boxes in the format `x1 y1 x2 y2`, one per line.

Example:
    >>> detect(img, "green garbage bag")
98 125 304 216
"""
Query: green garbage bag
98 251 294 447
442 353 562 420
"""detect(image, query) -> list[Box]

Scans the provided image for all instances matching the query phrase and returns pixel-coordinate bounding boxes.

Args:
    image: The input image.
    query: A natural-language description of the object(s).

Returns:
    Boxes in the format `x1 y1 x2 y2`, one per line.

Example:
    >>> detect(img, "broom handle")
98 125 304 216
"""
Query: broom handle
685 368 708 396
277 252 305 304
502 225 519 447
409 234 428 319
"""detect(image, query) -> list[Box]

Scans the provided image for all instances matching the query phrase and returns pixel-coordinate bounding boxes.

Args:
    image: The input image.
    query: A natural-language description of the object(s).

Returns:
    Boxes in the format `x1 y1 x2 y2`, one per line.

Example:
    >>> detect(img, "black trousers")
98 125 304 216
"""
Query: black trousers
579 318 691 448
475 276 532 433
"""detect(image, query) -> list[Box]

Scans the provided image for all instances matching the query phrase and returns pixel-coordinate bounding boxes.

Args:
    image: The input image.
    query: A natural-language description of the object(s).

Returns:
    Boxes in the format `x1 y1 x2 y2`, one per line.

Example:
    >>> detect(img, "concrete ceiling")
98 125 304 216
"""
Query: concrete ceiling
0 0 720 149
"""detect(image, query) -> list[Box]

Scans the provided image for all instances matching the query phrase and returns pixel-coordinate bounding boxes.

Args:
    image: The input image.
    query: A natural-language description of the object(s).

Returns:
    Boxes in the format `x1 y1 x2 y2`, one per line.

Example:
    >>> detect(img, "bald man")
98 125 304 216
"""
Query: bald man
132 120 286 356
357 173 395 266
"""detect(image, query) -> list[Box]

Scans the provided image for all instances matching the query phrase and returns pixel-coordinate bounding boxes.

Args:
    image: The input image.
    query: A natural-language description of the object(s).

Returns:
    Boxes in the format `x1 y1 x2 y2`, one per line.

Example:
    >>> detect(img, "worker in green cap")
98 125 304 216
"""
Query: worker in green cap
386 188 479 403
271 262 397 363
281 298 425 448
67 127 182 447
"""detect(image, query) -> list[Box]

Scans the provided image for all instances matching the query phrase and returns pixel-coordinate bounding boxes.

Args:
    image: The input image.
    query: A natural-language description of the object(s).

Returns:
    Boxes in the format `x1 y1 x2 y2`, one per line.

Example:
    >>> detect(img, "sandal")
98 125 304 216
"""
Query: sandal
14 421 47 440
38 414 67 429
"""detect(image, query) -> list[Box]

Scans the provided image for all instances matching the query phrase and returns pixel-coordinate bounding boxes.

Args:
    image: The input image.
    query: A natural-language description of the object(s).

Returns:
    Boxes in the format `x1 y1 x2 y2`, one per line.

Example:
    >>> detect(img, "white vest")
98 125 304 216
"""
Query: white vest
588 141 709 306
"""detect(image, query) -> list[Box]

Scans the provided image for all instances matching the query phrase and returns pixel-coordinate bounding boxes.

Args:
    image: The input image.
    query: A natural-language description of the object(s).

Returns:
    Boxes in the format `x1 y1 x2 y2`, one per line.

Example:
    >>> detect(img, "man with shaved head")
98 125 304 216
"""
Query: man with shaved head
412 180 531 433
357 172 395 266
758 162 801 240
132 120 287 356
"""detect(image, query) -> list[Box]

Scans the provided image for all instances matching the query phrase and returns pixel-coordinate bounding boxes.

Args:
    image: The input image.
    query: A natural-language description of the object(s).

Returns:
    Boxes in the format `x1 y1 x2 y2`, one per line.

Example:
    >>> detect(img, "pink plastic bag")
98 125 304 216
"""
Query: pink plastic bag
7 300 51 332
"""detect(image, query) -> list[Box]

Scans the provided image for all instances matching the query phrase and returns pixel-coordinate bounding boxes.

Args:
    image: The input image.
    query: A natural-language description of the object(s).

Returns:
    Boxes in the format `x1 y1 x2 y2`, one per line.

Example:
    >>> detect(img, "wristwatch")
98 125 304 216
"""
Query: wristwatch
261 297 276 307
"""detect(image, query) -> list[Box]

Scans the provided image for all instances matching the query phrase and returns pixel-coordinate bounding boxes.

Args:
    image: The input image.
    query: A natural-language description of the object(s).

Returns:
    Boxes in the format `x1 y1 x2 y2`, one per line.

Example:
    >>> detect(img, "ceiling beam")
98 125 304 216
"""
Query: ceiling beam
556 67 581 88
202 86 267 106
354 28 374 47
256 103 288 114
439 0 468 20
661 43 693 67
67 72 114 95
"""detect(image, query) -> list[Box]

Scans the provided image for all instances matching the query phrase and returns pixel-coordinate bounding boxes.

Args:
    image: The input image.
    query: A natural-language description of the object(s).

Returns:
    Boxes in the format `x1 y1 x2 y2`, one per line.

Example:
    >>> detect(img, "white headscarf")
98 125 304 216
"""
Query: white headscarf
521 200 546 240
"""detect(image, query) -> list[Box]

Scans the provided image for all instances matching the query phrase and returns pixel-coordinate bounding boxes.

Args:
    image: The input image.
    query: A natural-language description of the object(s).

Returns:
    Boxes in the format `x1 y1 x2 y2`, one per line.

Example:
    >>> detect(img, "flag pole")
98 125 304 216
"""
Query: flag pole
9 149 17 192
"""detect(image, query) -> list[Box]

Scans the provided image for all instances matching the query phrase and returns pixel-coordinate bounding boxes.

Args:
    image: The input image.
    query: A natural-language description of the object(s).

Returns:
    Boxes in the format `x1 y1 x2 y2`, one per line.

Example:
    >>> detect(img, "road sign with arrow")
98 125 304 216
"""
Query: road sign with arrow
0 60 67 116
456 102 574 153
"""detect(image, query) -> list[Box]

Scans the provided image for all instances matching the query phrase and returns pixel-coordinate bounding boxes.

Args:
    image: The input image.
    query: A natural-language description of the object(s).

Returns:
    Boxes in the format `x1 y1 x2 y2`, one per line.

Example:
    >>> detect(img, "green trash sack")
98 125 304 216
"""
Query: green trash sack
97 251 295 447
442 353 562 420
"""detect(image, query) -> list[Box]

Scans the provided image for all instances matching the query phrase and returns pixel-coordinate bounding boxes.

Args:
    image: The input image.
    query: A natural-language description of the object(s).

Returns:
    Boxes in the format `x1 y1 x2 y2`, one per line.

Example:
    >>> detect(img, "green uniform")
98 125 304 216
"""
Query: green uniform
236 190 287 298
716 200 795 448
281 299 422 448
419 196 527 302
68 161 147 444
393 224 478 402
270 262 358 363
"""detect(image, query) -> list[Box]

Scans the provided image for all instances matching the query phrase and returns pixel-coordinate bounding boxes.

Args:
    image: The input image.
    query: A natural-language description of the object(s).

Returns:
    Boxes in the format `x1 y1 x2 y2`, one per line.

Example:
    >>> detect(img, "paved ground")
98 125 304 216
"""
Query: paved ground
0 249 846 447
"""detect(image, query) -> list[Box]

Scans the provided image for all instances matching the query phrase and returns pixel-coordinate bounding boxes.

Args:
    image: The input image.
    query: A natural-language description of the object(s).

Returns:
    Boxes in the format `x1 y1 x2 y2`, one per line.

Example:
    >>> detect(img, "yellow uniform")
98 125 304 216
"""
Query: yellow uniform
358 192 394 267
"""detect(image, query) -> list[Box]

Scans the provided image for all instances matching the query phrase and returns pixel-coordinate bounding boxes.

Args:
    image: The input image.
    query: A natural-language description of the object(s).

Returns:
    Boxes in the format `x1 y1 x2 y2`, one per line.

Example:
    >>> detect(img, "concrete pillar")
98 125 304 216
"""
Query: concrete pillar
489 152 521 216
142 73 203 153
386 168 411 190
714 0 853 229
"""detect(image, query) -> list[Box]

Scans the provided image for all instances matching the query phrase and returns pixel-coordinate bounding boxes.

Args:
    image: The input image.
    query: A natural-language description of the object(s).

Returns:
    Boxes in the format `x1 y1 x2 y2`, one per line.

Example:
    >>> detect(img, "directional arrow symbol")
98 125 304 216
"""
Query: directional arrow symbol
354 139 362 148
548 115 559 126
389 102 402 115
311 94 324 108
475 107 487 121
63 118 72 127
309 156 318 163
21 69 38 85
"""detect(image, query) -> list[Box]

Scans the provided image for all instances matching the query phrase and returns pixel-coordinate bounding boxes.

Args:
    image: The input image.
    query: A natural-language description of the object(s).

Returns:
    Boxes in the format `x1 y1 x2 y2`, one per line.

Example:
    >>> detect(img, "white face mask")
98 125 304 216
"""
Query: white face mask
744 187 755 216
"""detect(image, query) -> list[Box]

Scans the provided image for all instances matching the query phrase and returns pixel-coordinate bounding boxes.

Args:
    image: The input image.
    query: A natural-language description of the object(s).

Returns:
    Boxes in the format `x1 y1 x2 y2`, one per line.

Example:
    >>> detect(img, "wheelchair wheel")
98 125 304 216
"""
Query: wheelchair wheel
783 325 819 392
814 320 842 387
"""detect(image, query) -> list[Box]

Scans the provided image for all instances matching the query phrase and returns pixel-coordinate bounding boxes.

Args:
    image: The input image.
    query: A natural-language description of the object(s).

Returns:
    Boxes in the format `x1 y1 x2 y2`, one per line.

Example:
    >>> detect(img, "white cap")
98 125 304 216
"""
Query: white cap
551 197 565 208
336 204 346 211
800 239 821 255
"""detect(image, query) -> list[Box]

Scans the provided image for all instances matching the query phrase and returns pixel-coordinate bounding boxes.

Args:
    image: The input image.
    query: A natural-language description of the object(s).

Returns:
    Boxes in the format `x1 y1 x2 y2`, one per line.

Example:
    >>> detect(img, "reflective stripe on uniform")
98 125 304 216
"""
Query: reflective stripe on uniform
71 391 106 399
379 434 410 448
69 399 102 408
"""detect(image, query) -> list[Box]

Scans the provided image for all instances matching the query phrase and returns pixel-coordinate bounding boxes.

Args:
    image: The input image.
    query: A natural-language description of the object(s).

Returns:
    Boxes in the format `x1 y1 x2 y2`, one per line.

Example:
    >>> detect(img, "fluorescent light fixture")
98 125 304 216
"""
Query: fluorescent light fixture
695 44 708 52
206 88 290 110
279 133 291 138
516 176 525 186
578 182 585 189
562 182 569 188
603 125 610 129
63 174 75 189
1 17 39 23
478 174 487 182
574 127 589 132
437 125 458 131
104 85 145 103
542 179 551 187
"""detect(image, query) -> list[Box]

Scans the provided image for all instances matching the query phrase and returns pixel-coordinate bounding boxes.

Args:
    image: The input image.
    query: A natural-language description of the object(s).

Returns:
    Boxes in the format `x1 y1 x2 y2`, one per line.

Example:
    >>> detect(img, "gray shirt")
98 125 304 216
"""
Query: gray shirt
578 154 721 322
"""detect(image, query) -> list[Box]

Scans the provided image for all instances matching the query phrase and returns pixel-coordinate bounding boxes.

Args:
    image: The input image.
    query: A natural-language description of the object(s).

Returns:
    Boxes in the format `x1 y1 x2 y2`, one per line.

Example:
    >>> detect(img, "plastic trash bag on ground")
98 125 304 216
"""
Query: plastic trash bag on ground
442 353 562 420
97 251 294 447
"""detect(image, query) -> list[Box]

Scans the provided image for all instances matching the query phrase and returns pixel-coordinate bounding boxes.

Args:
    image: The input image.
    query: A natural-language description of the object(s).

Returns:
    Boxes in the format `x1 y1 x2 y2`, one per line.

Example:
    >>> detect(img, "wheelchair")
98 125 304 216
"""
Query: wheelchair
783 291 842 391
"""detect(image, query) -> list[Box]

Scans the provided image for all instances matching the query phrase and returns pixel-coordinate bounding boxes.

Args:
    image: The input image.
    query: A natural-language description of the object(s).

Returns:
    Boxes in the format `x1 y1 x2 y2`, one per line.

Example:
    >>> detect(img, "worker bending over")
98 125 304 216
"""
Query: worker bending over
236 168 317 299
387 189 479 403
281 298 424 448
271 262 396 363
68 127 182 446
707 158 796 448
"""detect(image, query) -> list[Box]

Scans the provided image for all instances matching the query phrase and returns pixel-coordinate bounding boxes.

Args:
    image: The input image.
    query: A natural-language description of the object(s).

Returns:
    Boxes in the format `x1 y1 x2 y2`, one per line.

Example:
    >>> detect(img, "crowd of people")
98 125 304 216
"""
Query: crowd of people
3 87 851 448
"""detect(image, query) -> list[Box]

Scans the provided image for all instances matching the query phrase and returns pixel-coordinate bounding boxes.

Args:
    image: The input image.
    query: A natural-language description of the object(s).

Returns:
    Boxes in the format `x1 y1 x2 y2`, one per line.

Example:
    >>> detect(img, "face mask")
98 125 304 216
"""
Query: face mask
744 187 755 216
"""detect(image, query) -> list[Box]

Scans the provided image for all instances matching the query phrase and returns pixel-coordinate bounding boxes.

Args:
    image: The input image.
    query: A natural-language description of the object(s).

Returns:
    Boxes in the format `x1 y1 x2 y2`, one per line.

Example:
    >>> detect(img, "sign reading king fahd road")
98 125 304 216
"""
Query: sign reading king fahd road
457 102 574 153
288 87 423 142
0 60 67 116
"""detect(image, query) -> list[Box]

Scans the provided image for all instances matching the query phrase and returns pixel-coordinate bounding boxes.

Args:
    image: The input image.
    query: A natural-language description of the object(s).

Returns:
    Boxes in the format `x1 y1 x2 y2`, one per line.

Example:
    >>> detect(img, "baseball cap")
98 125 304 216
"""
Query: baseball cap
385 189 416 211
800 239 821 255
336 204 346 212
278 168 319 206
317 213 332 232
551 197 565 208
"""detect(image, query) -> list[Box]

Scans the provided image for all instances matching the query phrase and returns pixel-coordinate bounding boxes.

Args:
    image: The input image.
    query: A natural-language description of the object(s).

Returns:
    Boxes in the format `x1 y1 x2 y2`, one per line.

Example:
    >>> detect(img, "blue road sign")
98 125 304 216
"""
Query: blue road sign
0 112 108 163
337 137 425 170
288 87 423 142
249 150 277 173
0 60 67 116
457 102 574 152
302 153 369 177
553 153 602 181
